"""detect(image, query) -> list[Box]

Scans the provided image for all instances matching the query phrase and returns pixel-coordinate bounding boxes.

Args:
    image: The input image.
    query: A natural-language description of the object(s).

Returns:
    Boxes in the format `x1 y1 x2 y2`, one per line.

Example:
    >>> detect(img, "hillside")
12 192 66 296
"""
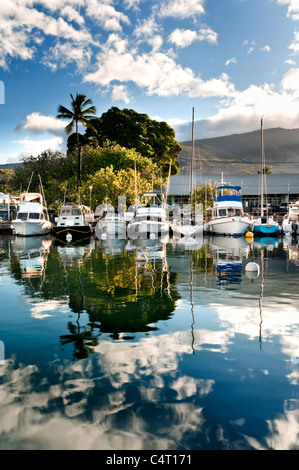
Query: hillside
179 127 299 174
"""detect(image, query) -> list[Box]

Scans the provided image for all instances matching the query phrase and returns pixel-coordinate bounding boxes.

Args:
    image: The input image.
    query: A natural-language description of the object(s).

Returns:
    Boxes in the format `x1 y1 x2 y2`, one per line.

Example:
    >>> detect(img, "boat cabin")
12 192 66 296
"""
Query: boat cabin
212 207 243 219
57 204 86 227
16 206 48 222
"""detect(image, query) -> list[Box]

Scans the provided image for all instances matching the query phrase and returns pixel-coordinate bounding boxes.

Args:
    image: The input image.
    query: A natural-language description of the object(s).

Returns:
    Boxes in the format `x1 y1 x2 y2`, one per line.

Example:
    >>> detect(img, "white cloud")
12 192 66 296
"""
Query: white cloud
289 30 299 54
277 0 299 20
84 34 231 100
85 0 130 31
160 0 206 18
261 45 271 52
111 84 131 103
13 137 64 157
17 112 66 136
198 26 218 44
281 67 299 95
225 57 237 66
168 29 198 47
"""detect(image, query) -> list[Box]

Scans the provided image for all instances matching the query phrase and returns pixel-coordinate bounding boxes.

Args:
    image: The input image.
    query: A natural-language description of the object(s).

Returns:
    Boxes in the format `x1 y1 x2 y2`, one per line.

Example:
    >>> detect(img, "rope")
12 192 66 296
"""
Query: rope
54 227 91 234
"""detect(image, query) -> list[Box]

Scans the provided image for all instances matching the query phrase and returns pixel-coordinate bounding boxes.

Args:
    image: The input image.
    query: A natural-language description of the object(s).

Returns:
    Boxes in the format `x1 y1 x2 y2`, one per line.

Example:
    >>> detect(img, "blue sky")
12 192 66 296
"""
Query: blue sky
1 0 299 165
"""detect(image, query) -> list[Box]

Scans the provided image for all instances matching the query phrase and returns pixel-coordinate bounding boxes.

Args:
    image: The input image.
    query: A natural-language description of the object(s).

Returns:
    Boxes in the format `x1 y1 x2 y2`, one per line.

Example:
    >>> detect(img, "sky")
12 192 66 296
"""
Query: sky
1 0 299 165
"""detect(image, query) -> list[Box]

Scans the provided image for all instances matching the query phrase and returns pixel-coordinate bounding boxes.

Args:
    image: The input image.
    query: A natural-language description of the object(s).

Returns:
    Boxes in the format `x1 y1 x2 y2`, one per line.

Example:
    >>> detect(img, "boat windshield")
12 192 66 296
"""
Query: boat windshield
17 212 28 220
61 207 82 216
216 208 242 217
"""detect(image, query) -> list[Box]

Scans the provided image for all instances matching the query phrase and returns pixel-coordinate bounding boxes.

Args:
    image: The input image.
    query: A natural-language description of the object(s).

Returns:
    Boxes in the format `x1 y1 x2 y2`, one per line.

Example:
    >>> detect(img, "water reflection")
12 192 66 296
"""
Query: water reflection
0 234 299 449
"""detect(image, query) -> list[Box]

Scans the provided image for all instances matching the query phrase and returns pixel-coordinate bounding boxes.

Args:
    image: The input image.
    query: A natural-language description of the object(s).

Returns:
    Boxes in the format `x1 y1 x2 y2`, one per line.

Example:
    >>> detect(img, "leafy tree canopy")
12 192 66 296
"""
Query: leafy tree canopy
75 107 182 177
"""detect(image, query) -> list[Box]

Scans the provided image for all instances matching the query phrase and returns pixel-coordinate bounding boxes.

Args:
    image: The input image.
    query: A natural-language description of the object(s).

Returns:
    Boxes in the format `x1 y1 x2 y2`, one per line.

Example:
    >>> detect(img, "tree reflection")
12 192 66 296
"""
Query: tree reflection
60 313 98 360
9 238 180 358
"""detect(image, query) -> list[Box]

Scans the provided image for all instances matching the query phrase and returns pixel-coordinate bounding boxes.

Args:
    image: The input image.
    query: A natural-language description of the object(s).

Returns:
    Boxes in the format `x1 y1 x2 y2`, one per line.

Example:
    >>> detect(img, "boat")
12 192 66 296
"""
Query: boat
52 203 92 242
94 203 127 240
95 212 127 240
251 118 280 236
172 108 203 239
0 193 19 233
282 201 299 235
204 184 251 236
127 191 170 240
12 192 52 236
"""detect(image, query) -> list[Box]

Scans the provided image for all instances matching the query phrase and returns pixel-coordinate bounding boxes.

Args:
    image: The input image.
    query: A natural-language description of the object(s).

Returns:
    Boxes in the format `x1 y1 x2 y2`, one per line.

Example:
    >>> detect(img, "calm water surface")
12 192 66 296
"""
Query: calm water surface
0 233 299 450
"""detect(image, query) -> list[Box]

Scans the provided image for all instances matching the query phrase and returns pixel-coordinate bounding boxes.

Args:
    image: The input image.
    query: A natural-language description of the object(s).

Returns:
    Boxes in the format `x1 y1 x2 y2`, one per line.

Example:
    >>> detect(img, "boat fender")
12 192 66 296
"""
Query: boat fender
66 232 72 243
245 231 254 239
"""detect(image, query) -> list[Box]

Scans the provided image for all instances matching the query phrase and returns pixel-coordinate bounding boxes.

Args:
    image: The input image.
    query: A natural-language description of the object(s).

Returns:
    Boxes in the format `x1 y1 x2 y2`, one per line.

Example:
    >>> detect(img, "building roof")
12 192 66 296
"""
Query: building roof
167 173 299 197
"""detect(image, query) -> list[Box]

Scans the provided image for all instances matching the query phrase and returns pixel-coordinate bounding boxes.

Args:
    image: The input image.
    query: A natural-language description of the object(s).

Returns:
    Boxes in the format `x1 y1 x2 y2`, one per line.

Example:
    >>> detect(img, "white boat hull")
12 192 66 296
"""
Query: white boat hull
12 220 52 236
97 218 127 238
127 221 170 239
205 217 251 236
172 222 203 238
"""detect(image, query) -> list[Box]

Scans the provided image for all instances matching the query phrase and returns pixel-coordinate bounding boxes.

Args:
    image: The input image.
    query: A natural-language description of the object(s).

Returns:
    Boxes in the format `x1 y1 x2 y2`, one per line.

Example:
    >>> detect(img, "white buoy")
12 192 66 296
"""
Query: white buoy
66 232 72 243
245 261 260 279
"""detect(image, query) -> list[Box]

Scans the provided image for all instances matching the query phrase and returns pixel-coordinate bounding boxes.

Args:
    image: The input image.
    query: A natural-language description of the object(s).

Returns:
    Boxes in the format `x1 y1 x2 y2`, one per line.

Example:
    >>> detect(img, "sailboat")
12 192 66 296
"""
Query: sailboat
172 108 203 239
251 118 280 236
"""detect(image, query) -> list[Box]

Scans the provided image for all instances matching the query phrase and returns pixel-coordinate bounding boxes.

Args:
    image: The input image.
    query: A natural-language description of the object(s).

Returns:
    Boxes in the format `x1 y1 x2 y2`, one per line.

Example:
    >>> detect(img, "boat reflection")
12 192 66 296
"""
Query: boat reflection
11 235 52 278
207 235 250 286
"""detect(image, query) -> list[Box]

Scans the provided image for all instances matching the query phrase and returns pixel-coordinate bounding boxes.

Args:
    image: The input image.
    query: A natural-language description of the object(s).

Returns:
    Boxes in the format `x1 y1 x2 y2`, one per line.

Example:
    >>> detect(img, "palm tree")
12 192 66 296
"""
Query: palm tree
57 93 97 191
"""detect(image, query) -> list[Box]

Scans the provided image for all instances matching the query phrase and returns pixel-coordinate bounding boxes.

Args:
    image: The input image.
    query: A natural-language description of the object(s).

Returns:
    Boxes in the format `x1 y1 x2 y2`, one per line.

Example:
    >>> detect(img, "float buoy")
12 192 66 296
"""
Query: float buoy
245 261 260 279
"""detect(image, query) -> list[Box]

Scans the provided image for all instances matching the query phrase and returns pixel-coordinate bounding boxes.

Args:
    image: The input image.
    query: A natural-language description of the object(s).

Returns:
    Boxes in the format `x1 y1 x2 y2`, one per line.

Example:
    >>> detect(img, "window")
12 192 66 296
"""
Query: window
29 213 40 219
17 212 28 220
218 209 227 217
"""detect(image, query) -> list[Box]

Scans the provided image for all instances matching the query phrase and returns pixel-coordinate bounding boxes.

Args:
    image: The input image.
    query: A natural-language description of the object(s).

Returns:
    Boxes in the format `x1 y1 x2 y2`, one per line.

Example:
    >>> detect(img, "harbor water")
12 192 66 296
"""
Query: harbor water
0 233 299 450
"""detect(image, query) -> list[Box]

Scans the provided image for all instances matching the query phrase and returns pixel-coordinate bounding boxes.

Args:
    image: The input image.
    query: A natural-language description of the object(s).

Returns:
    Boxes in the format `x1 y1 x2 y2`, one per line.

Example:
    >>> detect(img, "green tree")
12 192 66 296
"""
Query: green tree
81 165 157 208
82 107 182 177
258 165 272 174
11 150 75 209
192 181 219 216
57 93 97 192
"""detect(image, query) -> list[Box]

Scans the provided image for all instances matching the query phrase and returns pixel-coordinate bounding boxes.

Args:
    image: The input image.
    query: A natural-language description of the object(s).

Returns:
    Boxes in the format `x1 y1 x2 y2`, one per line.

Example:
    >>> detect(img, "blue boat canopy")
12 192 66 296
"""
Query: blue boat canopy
216 185 241 191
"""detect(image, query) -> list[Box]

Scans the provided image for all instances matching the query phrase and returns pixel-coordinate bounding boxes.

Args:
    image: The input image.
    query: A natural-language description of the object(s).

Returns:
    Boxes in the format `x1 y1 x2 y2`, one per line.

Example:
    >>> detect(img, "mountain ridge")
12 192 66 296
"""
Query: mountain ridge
178 127 299 174
1 127 299 174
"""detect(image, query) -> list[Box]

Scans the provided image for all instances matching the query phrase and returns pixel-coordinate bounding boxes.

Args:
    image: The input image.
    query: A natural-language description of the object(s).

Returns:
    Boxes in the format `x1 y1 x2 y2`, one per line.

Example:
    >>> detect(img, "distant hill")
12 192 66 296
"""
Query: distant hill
0 163 20 170
179 127 299 174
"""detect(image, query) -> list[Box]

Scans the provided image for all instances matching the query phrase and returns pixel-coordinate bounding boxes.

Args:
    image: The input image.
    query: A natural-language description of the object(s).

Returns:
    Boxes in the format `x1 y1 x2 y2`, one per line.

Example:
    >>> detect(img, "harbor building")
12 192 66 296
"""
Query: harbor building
166 173 299 217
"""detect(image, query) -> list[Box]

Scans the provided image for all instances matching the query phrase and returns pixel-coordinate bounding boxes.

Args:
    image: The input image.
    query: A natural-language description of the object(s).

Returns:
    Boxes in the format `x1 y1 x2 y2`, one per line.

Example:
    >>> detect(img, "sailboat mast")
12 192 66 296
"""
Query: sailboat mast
190 107 195 208
260 117 264 217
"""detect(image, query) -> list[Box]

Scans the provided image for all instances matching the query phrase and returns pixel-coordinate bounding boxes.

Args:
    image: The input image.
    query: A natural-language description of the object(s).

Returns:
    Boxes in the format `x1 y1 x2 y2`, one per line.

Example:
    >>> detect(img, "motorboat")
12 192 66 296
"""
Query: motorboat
127 191 170 240
52 203 92 242
282 201 299 235
95 211 127 240
0 193 19 233
12 192 52 236
204 184 251 236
